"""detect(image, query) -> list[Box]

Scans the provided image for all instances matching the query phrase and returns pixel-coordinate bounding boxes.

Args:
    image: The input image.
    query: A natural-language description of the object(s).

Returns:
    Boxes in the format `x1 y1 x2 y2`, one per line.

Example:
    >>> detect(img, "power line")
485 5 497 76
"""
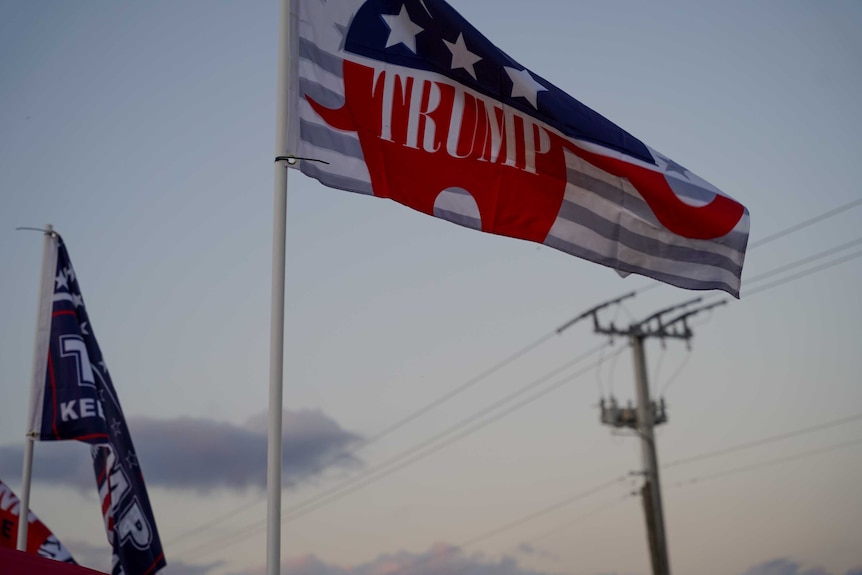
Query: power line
176 238 862 559
657 352 691 397
180 347 611 559
183 410 862 567
520 494 632 546
179 353 606 559
312 424 862 575
595 340 631 399
744 237 862 285
373 492 634 575
622 197 862 299
376 476 628 575
685 237 862 303
672 437 862 487
663 411 862 469
605 342 628 397
171 295 633 546
748 197 862 249
172 203 862 555
459 416 862 569
168 329 561 545
442 428 862 575
181 238 862 560
280 345 611 521
460 477 625 549
744 248 862 297
379 426 862 575
177 344 615 560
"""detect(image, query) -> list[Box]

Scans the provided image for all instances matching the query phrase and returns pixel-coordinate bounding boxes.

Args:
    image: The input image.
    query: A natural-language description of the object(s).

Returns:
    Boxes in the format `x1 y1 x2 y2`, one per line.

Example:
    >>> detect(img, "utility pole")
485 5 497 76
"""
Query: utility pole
585 296 726 575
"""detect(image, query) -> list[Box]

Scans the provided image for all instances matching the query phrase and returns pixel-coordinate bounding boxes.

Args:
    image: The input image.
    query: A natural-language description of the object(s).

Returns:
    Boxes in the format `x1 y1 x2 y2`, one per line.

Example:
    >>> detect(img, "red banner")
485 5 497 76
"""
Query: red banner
0 547 104 574
0 478 76 564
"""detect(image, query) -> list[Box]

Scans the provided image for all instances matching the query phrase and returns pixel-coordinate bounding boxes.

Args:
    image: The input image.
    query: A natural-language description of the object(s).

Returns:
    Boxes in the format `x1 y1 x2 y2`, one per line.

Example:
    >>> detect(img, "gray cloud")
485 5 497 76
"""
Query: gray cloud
0 409 361 493
226 543 554 575
740 560 862 575
0 442 94 492
514 543 557 562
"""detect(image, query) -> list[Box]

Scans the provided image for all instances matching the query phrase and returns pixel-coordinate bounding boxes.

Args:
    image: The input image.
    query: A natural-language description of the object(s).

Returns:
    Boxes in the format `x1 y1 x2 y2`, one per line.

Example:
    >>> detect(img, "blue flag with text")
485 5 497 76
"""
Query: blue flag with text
28 234 166 575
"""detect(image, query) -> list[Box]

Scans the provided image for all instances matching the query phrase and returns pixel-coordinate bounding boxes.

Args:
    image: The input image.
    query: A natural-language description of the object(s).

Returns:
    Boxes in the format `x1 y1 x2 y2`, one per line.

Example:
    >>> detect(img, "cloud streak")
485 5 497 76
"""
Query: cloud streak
0 409 361 493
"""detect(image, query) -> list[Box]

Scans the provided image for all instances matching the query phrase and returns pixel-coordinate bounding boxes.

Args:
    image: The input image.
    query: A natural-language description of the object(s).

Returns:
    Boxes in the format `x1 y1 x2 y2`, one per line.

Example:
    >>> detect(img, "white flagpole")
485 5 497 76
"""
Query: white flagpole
16 439 34 551
268 0 292 573
17 224 55 551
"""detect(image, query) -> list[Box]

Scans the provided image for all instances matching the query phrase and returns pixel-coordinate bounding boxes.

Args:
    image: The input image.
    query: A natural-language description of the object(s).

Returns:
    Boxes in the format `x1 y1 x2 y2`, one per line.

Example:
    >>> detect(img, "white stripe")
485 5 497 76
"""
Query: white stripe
299 59 344 96
546 217 740 289
617 239 741 288
560 176 745 268
434 189 480 219
621 210 745 268
563 149 748 245
295 139 372 183
547 216 616 260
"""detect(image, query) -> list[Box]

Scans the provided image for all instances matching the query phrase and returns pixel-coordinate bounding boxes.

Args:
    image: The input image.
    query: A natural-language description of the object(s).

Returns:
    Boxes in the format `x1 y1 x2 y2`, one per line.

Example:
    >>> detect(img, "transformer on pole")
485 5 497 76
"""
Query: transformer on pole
561 294 727 575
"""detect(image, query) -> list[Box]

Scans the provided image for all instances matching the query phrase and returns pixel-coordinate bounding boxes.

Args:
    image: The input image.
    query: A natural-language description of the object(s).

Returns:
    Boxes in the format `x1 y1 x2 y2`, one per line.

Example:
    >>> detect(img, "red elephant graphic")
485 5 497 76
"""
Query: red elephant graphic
308 60 744 241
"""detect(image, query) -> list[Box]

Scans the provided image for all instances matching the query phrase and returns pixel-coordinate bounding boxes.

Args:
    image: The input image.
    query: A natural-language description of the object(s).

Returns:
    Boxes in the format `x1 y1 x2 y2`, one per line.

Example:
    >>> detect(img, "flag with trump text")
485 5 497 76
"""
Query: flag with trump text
0 478 76 564
287 0 749 296
27 234 166 575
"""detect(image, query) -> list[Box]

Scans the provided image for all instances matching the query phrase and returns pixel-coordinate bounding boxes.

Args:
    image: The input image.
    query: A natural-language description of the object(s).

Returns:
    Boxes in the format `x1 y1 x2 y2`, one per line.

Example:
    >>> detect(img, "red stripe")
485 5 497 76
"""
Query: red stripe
71 433 110 442
142 552 165 575
52 310 76 317
96 458 108 484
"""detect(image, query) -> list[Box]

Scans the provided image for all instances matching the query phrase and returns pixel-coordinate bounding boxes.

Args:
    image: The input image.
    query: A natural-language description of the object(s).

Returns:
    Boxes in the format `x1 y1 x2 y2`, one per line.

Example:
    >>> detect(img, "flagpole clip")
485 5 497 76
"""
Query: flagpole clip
275 154 330 165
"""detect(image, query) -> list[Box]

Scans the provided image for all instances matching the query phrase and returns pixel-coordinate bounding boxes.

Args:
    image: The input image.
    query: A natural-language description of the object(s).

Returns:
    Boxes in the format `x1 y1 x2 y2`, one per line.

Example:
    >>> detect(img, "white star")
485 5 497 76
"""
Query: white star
55 271 69 291
65 266 76 284
656 153 690 180
125 451 138 468
443 33 481 80
504 66 547 109
99 360 108 374
72 293 84 308
381 5 423 53
111 420 123 436
80 321 89 336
